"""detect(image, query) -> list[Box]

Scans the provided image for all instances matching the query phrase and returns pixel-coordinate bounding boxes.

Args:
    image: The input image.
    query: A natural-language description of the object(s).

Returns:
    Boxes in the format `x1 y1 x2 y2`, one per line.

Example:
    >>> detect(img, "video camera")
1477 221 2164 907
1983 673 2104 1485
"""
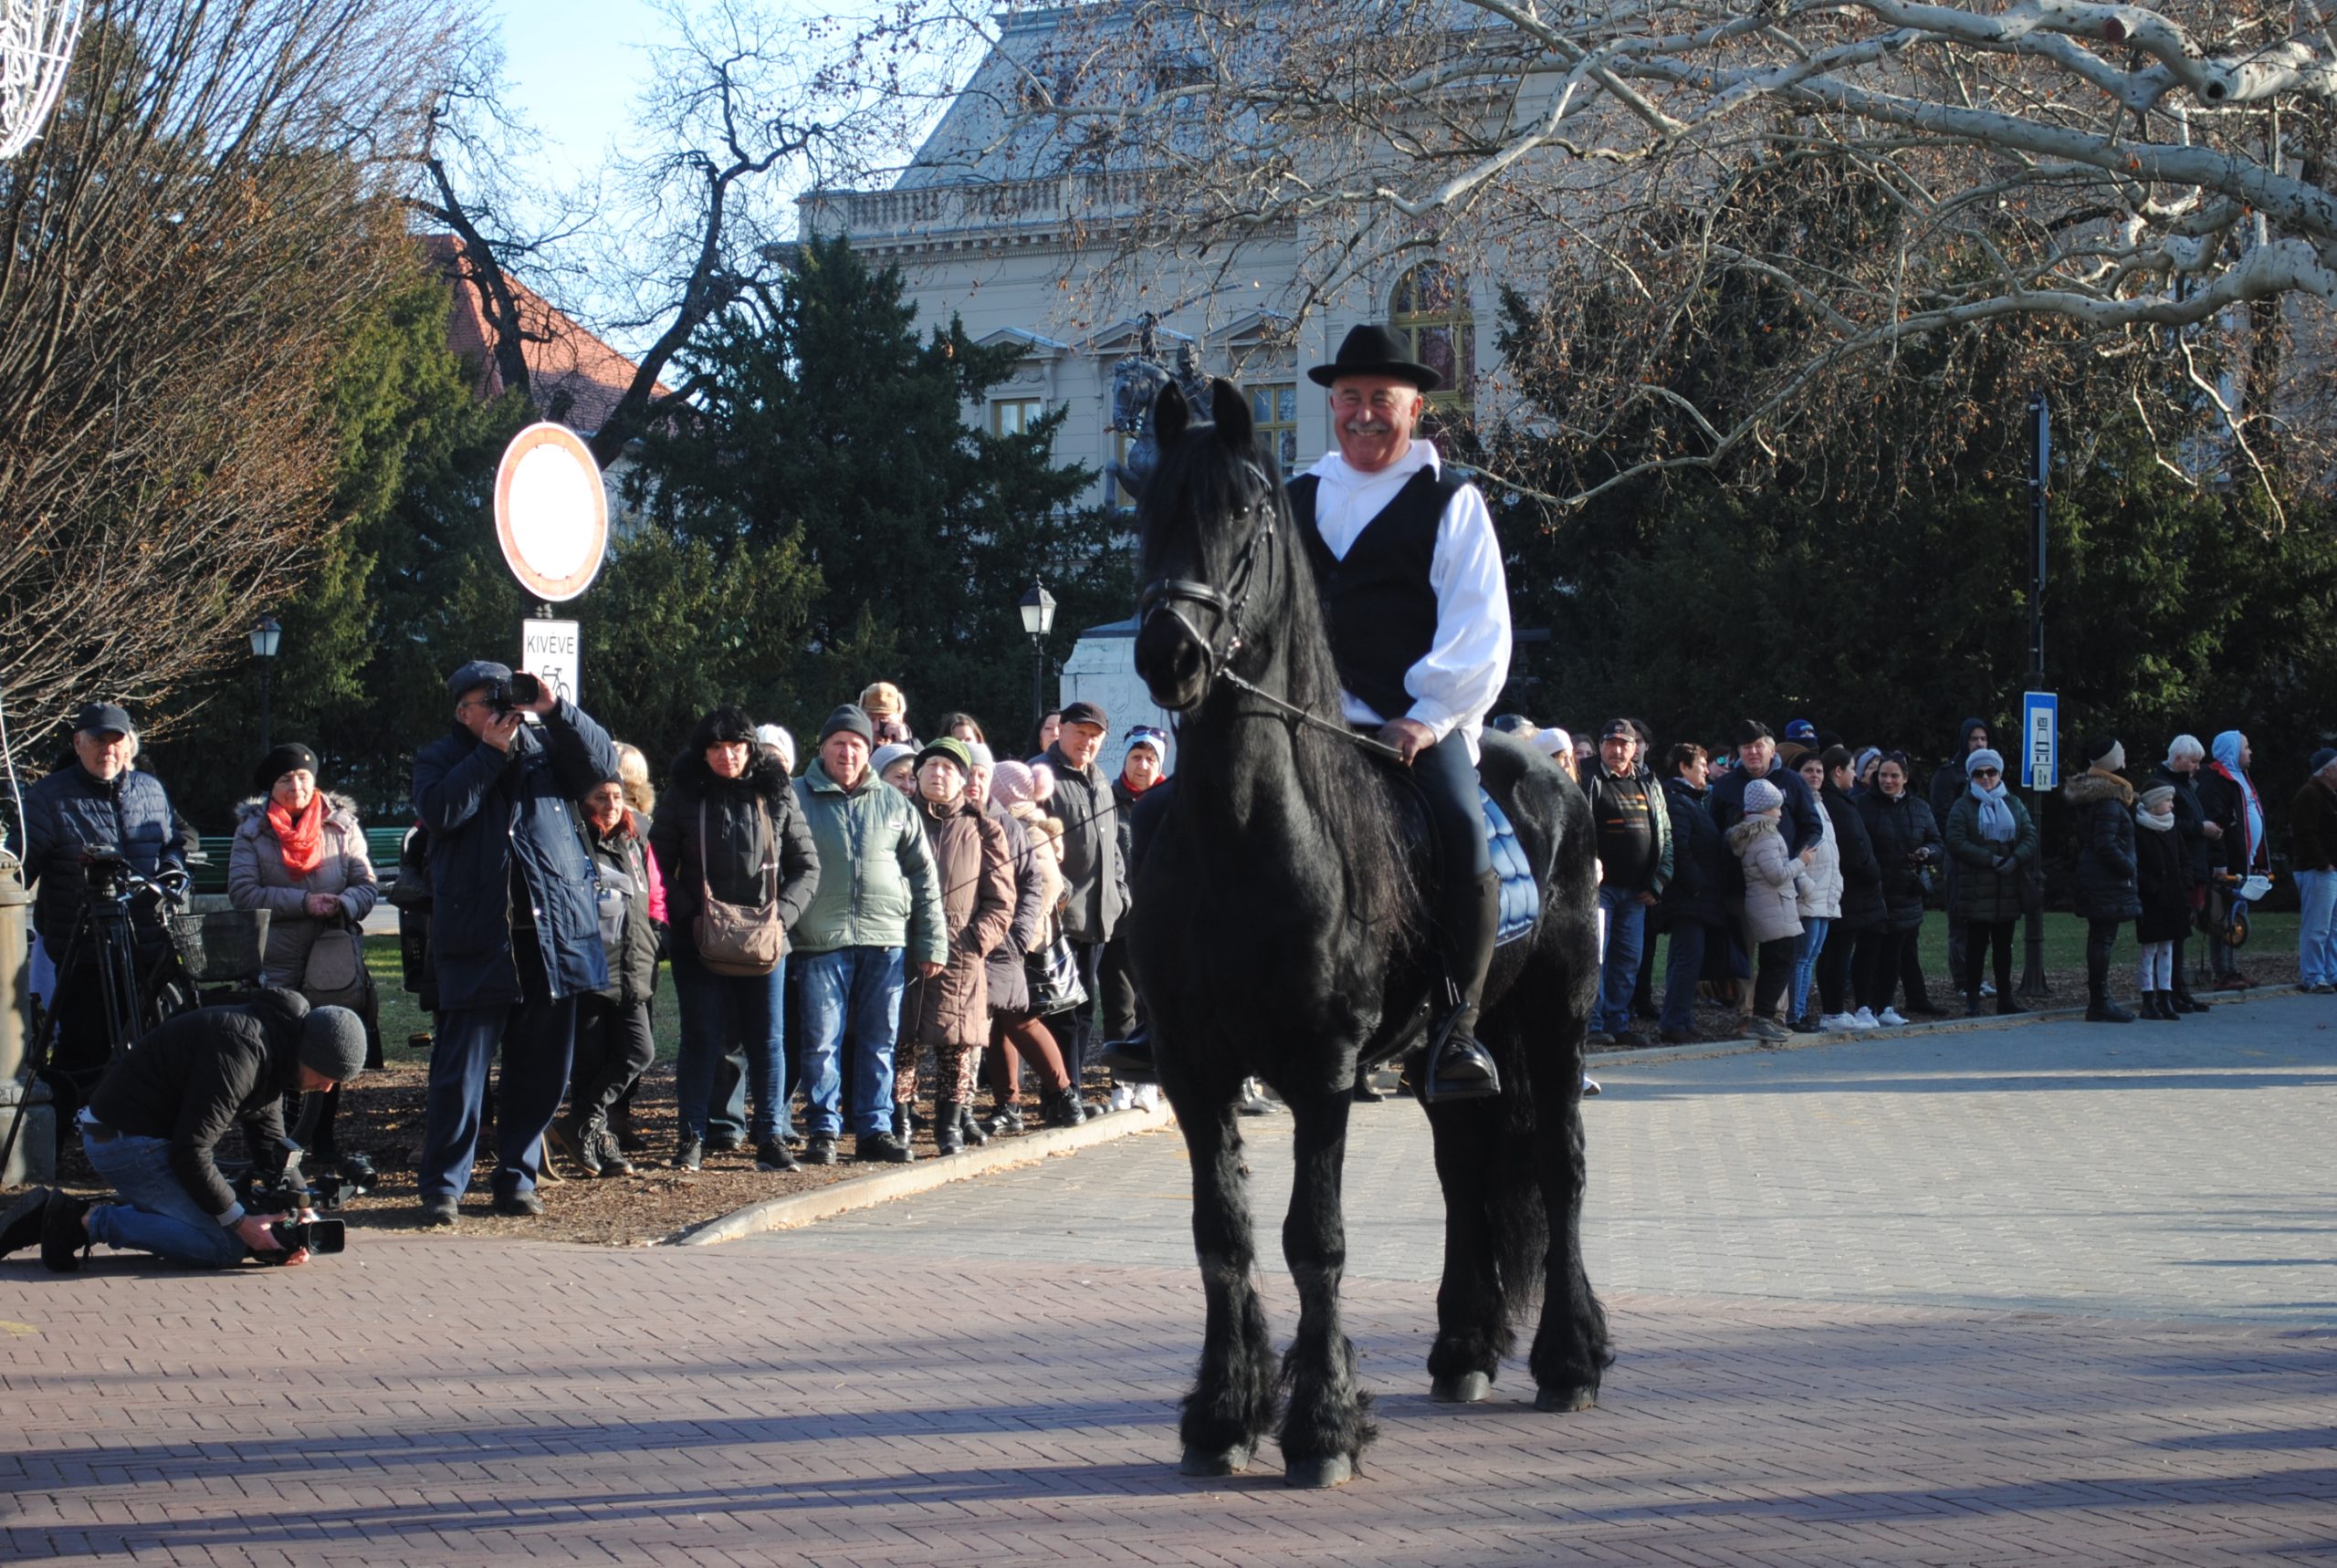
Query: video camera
79 842 132 896
233 1171 348 1262
490 671 545 716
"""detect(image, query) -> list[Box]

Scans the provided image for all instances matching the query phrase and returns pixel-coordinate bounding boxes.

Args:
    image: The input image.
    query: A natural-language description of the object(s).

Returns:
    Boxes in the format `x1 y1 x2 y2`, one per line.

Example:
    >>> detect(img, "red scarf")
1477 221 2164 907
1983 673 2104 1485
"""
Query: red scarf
267 795 326 877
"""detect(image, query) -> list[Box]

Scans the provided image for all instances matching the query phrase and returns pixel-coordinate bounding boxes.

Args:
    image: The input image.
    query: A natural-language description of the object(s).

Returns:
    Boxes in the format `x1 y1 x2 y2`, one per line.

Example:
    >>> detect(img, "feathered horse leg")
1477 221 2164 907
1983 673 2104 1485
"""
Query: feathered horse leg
1276 1084 1374 1487
1176 1097 1279 1475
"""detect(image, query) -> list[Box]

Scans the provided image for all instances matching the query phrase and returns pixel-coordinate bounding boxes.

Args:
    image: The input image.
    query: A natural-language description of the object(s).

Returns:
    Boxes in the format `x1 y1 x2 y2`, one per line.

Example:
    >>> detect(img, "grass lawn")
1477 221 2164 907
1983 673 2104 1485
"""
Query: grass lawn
364 935 686 1064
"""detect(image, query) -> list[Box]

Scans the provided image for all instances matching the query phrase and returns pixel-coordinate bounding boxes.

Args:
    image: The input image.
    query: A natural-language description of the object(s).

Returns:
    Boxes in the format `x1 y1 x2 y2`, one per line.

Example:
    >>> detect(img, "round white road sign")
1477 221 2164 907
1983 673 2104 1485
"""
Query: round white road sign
493 423 609 601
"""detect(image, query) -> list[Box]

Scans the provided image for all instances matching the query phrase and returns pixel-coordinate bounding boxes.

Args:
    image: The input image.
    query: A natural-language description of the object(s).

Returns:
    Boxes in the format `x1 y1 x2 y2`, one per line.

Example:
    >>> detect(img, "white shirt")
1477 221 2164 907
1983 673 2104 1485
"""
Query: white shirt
1302 441 1512 758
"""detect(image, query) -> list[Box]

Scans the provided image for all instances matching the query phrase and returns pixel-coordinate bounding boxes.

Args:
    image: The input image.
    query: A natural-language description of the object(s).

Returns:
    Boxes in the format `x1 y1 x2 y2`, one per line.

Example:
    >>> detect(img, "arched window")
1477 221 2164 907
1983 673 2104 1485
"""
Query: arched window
1390 261 1474 414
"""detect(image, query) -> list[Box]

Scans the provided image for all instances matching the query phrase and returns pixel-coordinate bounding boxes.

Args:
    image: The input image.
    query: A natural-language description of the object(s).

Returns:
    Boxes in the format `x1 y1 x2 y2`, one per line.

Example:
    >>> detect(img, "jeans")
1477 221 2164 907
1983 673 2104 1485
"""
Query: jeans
1595 887 1648 1035
82 1131 246 1268
1659 920 1710 1036
2298 869 2337 986
418 939 577 1204
798 946 905 1137
1789 916 1829 1021
669 944 787 1145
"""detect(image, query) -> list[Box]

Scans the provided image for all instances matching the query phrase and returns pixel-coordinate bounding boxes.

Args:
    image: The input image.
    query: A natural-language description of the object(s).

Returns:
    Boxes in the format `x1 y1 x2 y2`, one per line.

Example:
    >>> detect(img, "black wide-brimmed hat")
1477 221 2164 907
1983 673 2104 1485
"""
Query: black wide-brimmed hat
1305 323 1443 392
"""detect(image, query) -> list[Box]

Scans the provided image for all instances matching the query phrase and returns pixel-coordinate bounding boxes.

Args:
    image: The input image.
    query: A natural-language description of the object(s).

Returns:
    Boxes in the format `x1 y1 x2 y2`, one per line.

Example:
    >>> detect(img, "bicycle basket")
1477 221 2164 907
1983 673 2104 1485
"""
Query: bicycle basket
167 906 271 984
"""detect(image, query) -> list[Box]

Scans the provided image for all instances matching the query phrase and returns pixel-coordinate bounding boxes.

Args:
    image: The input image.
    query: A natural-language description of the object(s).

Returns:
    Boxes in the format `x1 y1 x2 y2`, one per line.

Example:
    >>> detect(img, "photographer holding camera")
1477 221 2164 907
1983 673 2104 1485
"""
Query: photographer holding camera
410 661 616 1226
16 702 188 1117
0 990 367 1271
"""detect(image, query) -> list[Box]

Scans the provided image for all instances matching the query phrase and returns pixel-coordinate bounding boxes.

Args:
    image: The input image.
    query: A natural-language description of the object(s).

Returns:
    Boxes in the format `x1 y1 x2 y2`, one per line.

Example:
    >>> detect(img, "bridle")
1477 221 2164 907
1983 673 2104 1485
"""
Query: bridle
1137 458 1405 763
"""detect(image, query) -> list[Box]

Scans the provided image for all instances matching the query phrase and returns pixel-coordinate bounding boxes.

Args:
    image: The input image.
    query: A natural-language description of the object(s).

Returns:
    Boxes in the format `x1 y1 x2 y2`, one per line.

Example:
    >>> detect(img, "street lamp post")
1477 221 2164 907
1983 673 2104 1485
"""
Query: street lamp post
1017 579 1056 726
250 616 281 752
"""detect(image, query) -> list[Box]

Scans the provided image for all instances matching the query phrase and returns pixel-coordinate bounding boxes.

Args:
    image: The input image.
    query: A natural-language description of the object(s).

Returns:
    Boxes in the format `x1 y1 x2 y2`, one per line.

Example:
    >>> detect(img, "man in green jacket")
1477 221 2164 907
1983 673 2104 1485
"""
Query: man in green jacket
791 705 947 1165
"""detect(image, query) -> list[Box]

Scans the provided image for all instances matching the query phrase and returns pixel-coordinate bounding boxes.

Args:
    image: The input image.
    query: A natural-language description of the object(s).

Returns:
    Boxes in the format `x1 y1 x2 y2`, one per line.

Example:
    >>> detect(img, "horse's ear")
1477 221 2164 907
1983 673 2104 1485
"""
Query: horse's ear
1153 382 1190 444
1210 379 1252 451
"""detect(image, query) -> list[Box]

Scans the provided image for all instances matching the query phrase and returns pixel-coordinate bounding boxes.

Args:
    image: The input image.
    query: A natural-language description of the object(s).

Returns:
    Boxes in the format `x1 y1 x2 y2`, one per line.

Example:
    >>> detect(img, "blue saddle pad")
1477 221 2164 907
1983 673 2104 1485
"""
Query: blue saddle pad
1481 789 1541 946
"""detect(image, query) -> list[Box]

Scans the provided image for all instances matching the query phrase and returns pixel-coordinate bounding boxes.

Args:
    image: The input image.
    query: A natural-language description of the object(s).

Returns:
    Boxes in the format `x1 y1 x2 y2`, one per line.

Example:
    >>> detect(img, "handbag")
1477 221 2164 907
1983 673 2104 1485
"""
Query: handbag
692 798 786 977
1026 922 1087 1013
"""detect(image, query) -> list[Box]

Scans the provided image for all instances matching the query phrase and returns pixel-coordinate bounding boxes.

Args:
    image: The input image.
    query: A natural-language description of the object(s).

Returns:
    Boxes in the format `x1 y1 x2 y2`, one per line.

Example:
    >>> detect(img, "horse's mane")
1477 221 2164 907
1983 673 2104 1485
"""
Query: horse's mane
1142 419 1419 943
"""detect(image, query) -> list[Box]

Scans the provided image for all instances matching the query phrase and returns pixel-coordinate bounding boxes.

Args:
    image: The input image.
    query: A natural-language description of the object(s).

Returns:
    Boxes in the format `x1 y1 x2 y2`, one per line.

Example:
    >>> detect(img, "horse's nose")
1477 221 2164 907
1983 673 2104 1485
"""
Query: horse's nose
1136 611 1207 710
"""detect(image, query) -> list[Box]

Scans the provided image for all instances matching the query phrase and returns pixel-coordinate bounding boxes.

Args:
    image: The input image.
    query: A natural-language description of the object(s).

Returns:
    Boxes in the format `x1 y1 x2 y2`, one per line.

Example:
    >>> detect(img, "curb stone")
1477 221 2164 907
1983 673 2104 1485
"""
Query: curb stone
670 1102 1179 1246
1588 981 2306 1070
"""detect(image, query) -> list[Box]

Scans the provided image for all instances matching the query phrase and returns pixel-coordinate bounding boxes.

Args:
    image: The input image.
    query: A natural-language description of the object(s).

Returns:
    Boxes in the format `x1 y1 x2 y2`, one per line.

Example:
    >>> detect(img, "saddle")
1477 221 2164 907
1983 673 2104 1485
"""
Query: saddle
1480 790 1541 946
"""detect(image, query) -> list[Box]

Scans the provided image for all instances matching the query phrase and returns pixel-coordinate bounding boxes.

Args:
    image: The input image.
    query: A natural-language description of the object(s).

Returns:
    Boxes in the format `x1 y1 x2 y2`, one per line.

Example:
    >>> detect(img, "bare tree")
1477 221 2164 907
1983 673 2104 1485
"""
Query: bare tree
415 0 934 467
894 0 2337 505
0 0 466 757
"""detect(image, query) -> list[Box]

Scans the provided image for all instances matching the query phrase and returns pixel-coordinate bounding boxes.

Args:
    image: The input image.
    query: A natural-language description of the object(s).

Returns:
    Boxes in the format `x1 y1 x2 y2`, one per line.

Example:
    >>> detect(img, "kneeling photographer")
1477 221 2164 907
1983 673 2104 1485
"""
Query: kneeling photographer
1 990 367 1272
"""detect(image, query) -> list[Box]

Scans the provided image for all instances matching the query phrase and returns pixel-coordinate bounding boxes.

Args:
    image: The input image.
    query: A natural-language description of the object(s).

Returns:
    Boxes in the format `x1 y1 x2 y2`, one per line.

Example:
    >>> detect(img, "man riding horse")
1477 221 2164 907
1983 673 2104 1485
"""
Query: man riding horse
1114 323 1511 1100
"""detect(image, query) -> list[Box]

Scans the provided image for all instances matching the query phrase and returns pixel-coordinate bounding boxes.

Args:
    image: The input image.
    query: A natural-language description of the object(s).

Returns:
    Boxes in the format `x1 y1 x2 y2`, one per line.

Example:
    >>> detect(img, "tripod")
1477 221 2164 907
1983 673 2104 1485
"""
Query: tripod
0 854 191 1176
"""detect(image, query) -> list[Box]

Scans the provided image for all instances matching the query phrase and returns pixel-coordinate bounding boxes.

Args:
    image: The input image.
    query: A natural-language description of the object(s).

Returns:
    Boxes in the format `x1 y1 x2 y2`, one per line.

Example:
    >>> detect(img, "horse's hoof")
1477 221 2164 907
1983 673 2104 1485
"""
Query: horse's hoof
1284 1454 1354 1489
1430 1371 1493 1404
1179 1442 1251 1478
1534 1385 1598 1413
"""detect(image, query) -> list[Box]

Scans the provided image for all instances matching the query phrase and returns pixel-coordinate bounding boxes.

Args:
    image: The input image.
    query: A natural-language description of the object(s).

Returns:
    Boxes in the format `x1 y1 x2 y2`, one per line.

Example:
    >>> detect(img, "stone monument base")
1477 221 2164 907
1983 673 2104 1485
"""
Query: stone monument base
0 1076 56 1186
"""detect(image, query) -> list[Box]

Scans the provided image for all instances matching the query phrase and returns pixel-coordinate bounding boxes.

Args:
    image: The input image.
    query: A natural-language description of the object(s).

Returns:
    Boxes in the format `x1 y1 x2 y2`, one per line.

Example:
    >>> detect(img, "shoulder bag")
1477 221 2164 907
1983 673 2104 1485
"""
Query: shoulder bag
694 797 786 977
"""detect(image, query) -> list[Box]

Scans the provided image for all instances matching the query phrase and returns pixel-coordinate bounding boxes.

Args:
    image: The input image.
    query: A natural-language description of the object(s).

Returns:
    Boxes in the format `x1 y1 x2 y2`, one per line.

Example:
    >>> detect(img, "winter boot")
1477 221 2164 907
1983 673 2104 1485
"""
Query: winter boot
1038 1087 1085 1129
2084 977 2135 1024
957 1103 990 1148
934 1098 966 1156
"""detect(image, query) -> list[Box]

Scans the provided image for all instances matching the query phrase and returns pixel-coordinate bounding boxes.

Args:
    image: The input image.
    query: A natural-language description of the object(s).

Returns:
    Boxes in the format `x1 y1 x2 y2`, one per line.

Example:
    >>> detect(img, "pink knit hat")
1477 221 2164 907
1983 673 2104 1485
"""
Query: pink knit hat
991 759 1041 809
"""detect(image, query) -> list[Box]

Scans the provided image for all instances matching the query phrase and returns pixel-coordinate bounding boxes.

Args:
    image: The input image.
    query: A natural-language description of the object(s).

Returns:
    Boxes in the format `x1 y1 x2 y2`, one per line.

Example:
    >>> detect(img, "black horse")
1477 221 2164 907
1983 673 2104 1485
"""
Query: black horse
1127 380 1610 1488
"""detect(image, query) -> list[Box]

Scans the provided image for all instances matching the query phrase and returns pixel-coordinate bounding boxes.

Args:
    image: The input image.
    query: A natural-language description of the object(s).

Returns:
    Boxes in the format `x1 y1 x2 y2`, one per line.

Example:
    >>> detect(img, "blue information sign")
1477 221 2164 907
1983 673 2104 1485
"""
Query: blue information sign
2022 691 2058 789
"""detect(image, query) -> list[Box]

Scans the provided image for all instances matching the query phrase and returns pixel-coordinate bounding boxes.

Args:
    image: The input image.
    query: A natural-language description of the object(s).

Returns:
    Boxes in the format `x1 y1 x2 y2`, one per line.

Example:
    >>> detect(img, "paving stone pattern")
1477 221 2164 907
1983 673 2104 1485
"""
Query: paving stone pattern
3 996 2333 1564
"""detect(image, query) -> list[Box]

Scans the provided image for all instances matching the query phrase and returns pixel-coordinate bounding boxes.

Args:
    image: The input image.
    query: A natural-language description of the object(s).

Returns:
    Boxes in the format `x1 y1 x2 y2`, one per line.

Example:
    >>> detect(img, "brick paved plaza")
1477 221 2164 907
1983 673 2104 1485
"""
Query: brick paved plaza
5 996 2335 1564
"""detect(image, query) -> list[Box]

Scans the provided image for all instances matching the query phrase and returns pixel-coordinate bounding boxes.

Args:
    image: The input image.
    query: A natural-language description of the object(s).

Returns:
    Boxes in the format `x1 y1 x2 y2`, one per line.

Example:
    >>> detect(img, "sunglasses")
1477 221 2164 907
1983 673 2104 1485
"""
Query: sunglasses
1972 768 2001 778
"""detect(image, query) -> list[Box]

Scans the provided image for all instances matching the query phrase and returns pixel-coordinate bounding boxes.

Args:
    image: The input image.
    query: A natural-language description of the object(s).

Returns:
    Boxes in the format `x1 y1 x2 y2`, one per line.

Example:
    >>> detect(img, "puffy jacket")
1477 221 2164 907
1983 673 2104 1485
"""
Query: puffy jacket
587 809 665 1008
1823 782 1886 933
1729 815 1811 944
985 800 1047 1015
18 761 186 948
84 988 311 1222
2064 768 2143 921
227 794 379 990
1708 763 1824 899
1941 789 2038 925
899 795 1016 1051
1043 742 1130 944
1796 796 1842 920
1653 777 1727 931
652 752 819 956
2134 814 2193 943
2150 762 2215 886
790 758 946 964
411 698 617 1009
1856 788 1942 933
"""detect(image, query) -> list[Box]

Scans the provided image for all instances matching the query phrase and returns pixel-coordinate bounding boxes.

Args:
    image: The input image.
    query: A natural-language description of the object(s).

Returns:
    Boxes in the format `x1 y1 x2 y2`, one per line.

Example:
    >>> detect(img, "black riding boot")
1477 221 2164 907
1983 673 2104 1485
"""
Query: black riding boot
1422 870 1503 1103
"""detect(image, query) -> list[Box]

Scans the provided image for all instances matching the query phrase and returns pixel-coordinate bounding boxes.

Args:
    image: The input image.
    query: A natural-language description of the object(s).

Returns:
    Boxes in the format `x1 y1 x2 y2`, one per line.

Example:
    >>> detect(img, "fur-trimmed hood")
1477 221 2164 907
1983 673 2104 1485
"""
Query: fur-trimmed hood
1725 813 1783 852
233 792 364 832
2062 769 2134 808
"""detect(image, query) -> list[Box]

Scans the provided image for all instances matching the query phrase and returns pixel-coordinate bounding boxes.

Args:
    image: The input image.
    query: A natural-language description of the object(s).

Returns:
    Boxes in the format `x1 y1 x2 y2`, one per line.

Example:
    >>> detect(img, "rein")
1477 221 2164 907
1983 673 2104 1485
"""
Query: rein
1137 460 1406 765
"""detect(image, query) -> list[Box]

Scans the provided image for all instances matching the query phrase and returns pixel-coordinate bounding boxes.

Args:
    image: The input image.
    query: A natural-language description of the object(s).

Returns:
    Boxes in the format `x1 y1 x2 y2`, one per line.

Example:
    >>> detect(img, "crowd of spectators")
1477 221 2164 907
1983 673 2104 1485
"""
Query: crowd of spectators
10 682 2332 1229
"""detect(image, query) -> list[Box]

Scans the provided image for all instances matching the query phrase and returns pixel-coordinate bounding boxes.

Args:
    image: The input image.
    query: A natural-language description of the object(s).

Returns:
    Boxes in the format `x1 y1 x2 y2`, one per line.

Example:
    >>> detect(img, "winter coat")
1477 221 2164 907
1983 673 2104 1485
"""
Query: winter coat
1796 794 1843 921
1043 742 1130 944
2291 777 2337 874
18 761 185 948
1582 763 1674 894
1728 815 1812 944
1707 763 1825 900
898 795 1016 1051
1856 788 1943 934
227 794 380 991
2195 758 2266 877
790 758 947 964
651 752 819 965
1653 777 1728 932
2133 813 2194 943
1941 789 2038 925
984 800 1048 1016
586 809 665 1007
1822 782 1886 934
2063 768 2143 921
411 699 617 1009
83 988 311 1220
2149 761 2215 886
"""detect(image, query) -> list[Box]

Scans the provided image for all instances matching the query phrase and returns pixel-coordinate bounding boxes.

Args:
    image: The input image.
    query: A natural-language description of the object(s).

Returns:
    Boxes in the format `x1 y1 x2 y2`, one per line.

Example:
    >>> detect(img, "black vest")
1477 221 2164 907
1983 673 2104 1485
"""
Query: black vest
1289 465 1462 722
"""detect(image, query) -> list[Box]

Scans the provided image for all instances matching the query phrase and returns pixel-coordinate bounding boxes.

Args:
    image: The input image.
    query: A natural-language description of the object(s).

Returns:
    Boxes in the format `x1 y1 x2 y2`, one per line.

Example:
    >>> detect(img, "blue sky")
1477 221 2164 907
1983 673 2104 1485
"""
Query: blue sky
492 0 667 192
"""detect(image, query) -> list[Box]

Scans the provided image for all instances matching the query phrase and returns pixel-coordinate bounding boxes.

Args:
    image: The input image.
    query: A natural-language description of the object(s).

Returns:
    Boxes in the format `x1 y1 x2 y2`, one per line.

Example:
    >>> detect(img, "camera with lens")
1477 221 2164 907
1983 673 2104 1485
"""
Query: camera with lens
492 672 545 715
233 1174 347 1262
79 843 131 896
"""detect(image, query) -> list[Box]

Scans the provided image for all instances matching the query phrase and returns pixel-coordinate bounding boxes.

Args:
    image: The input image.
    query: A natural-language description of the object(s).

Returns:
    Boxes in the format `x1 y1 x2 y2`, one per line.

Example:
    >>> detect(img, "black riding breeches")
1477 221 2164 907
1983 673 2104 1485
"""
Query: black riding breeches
1410 732 1493 883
